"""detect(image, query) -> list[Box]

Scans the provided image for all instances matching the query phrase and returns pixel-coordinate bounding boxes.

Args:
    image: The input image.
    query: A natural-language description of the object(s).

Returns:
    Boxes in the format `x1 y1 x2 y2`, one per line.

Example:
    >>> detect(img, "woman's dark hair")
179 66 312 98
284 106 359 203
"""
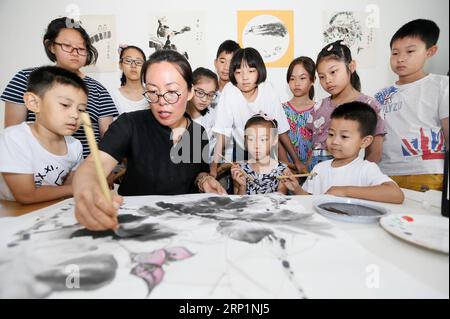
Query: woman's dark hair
316 40 361 92
229 48 267 86
43 17 98 66
141 50 193 90
119 45 146 86
286 56 316 99
193 67 219 88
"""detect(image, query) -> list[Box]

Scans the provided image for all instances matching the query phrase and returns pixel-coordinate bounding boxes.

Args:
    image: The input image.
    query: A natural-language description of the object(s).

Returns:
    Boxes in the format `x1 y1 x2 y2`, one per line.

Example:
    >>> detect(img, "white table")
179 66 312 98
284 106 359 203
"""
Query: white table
0 189 448 299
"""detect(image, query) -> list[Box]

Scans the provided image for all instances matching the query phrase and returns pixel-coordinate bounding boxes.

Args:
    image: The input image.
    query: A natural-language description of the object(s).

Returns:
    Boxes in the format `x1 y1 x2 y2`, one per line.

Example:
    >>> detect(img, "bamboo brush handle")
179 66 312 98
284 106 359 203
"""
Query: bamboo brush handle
80 112 112 203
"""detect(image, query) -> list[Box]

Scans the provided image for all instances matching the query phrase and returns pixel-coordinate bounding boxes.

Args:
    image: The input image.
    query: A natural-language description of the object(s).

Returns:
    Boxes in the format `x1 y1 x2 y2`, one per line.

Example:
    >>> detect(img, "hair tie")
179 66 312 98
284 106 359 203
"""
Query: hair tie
118 44 128 55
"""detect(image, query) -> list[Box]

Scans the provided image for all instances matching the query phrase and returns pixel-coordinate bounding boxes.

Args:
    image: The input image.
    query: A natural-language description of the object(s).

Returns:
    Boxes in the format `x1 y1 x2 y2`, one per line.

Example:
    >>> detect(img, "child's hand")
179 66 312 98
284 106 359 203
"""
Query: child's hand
294 161 308 174
280 170 302 193
200 176 227 195
231 164 247 187
325 186 348 197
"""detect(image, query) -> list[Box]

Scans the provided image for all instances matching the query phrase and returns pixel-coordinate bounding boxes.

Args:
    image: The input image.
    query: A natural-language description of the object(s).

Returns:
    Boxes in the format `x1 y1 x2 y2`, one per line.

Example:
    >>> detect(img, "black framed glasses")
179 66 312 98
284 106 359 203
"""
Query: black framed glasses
120 57 145 66
143 90 182 104
53 42 88 56
194 88 217 100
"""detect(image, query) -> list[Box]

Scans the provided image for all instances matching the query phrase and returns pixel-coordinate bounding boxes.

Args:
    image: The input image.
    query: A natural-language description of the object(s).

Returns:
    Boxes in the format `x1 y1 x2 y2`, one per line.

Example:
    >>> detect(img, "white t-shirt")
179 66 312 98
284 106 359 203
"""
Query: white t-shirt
213 81 290 159
112 88 149 115
302 157 393 195
0 123 83 201
375 74 449 176
192 107 217 163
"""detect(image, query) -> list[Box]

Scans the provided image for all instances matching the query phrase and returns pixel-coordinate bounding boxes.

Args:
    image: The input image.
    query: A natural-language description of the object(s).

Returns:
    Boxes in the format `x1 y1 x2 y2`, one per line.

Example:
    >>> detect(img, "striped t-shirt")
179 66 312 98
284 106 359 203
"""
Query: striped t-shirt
1 67 118 157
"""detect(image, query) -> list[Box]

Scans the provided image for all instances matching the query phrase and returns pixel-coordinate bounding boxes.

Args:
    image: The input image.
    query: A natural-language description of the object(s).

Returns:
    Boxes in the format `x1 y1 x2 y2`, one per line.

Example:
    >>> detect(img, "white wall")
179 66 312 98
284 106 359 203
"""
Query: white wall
0 0 448 130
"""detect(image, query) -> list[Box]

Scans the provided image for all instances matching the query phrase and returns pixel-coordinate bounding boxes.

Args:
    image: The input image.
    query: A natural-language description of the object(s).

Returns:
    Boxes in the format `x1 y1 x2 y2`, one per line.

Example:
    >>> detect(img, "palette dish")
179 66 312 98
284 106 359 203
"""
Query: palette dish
313 198 389 224
380 214 449 254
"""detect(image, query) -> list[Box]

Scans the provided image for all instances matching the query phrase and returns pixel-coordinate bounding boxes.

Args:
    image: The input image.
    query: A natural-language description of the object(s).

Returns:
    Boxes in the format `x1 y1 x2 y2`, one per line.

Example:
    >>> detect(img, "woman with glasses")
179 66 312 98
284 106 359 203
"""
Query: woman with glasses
73 50 227 231
186 67 219 163
112 44 149 115
1 17 118 158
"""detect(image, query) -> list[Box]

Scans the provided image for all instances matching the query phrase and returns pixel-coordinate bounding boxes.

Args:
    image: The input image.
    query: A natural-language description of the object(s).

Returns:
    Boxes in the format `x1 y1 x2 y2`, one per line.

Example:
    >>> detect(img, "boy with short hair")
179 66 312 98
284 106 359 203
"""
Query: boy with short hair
375 19 449 192
283 102 404 204
214 40 240 93
0 66 87 203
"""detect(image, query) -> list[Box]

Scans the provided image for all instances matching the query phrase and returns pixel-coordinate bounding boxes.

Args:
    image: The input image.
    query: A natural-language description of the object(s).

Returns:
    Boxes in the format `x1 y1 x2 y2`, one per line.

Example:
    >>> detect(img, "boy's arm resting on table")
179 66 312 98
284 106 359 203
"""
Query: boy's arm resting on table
73 150 122 231
279 132 308 173
4 102 27 127
2 173 73 204
325 182 405 204
365 135 383 163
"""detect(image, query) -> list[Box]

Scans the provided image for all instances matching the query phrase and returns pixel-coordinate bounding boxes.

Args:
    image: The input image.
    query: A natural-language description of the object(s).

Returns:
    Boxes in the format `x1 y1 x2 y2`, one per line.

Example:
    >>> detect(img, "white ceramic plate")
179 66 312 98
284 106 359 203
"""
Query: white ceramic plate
313 197 389 224
380 214 449 254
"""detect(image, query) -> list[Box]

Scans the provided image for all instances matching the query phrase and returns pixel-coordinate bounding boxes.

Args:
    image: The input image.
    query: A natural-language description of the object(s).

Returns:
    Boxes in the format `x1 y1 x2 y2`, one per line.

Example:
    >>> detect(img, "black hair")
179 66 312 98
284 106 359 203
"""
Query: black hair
216 40 241 58
190 67 218 116
390 19 440 49
26 65 89 98
43 17 98 66
119 45 146 86
141 49 193 90
316 40 361 92
193 67 219 89
244 115 279 140
330 101 377 137
229 47 267 86
286 56 316 99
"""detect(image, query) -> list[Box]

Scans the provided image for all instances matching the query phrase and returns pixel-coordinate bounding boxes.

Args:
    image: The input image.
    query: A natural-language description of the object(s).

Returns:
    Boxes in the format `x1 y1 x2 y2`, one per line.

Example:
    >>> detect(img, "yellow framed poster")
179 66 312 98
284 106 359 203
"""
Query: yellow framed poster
237 10 294 68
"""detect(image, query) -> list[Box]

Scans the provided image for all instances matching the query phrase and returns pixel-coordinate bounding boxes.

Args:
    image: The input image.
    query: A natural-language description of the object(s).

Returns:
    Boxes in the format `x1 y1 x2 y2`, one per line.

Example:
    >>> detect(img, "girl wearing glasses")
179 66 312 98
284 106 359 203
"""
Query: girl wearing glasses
112 45 149 115
73 50 227 231
187 67 219 162
1 17 118 158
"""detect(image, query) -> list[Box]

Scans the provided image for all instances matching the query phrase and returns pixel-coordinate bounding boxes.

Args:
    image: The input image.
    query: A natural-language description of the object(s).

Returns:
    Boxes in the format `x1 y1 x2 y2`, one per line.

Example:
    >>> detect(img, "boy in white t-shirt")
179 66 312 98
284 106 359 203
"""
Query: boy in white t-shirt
282 102 404 204
375 19 449 192
0 66 86 203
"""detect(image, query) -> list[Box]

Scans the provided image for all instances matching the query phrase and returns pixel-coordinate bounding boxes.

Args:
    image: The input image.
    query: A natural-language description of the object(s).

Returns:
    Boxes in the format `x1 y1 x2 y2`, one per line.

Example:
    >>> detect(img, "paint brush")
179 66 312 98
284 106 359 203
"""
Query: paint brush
218 154 256 182
276 172 318 180
80 112 112 203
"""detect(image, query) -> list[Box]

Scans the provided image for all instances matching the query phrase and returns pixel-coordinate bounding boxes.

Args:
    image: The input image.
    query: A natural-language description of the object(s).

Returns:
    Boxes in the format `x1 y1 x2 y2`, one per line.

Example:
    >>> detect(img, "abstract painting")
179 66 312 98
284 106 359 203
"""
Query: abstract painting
148 13 205 70
237 11 294 68
80 15 117 73
0 194 442 298
322 11 377 68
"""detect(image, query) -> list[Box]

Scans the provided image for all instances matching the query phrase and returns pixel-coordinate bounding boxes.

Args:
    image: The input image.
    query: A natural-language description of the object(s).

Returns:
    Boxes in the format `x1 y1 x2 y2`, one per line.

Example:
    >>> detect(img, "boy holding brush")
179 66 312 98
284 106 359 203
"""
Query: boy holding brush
0 66 86 203
281 102 404 204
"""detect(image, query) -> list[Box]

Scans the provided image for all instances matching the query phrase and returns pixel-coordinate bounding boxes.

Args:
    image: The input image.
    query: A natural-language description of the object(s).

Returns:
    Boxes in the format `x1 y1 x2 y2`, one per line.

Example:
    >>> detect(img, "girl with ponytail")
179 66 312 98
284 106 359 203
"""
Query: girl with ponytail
307 40 386 170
